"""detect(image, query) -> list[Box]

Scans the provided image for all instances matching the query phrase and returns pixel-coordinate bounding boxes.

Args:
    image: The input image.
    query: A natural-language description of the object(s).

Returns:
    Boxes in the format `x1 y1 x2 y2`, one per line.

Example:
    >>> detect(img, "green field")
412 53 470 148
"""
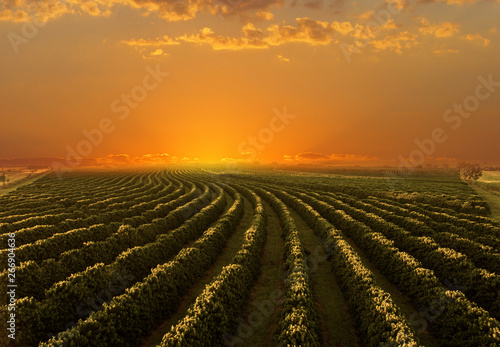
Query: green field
1 168 499 346
0 168 50 196
472 171 500 222
477 171 500 194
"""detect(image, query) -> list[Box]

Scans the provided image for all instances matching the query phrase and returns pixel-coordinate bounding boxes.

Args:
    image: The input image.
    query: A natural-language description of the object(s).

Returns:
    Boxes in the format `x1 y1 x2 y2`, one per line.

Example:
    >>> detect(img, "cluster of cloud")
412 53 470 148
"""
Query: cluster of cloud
120 18 353 56
280 153 476 167
1 0 492 24
0 0 283 23
177 25 269 50
419 18 460 38
106 153 199 165
284 152 380 164
0 0 127 23
463 33 490 46
95 153 200 165
123 18 375 52
121 14 490 57
371 30 417 53
1 0 492 59
173 18 351 49
0 0 276 23
276 54 290 62
0 153 200 168
121 35 179 58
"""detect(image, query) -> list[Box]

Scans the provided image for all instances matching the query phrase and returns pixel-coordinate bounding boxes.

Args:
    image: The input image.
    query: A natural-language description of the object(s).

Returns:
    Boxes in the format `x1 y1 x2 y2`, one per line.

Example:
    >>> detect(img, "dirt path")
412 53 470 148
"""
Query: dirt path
289 208 359 347
235 200 285 347
471 185 500 222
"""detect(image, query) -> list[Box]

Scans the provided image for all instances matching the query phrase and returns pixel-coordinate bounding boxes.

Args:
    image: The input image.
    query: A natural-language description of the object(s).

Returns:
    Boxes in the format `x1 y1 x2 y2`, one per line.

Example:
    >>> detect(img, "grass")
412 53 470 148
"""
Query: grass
471 184 500 222
478 171 500 186
0 171 50 196
476 171 500 196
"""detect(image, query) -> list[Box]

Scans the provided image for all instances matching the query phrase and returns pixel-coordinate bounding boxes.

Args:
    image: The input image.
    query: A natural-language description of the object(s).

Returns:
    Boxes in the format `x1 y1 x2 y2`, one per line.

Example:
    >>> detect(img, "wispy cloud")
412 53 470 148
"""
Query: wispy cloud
276 54 290 62
121 35 180 47
463 33 490 46
177 25 268 50
285 152 379 163
371 31 418 53
419 18 460 38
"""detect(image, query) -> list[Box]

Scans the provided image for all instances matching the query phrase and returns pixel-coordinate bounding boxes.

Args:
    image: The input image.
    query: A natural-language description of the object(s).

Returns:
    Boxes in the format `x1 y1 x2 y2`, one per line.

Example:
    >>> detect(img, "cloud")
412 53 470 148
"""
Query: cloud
128 0 284 22
355 10 373 19
178 25 268 50
122 35 177 57
140 48 170 59
276 54 290 62
433 48 459 54
463 33 490 46
80 1 112 16
296 152 331 160
291 0 324 9
176 18 360 51
0 0 80 23
9 153 200 169
287 152 379 163
386 0 408 10
0 9 29 22
331 21 355 35
380 19 399 30
255 10 273 20
440 0 481 5
96 153 199 165
419 18 460 37
0 0 283 23
130 0 201 21
150 48 164 55
266 17 337 45
129 16 448 57
106 153 131 163
121 35 179 46
0 0 141 23
132 153 173 164
412 0 481 5
371 30 417 53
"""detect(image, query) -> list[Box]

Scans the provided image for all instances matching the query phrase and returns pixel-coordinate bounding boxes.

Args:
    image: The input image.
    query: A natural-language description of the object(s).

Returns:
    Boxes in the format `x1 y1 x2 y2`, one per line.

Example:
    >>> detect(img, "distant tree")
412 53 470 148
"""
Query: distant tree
458 162 482 184
0 166 5 188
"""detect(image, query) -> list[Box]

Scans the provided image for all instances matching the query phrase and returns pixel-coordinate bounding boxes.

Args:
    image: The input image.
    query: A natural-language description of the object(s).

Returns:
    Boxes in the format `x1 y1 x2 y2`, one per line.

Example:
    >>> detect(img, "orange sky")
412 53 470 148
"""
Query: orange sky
1 0 499 167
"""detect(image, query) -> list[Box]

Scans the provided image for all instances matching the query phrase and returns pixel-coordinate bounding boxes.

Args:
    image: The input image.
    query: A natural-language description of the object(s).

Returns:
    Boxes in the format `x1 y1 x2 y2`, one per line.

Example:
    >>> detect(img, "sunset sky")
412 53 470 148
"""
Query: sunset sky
1 0 499 166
